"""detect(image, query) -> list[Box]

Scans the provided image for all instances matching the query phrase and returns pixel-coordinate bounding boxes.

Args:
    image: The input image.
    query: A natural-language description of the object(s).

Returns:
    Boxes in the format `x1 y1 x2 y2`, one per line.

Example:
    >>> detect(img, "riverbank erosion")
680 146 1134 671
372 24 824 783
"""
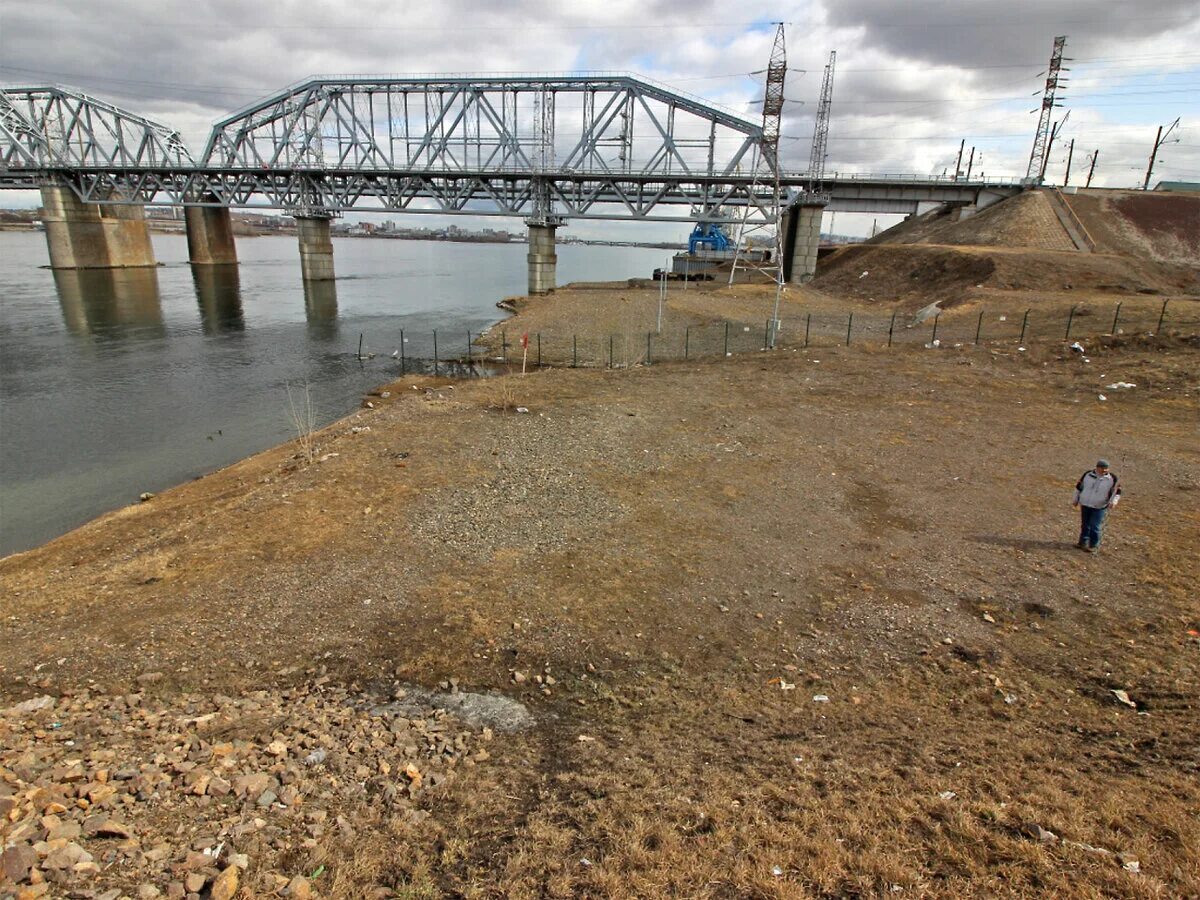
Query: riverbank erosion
3 326 1199 896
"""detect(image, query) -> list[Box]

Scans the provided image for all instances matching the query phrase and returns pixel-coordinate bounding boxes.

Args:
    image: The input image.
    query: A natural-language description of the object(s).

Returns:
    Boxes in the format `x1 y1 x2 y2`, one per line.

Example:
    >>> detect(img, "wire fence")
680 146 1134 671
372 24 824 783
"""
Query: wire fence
373 298 1198 376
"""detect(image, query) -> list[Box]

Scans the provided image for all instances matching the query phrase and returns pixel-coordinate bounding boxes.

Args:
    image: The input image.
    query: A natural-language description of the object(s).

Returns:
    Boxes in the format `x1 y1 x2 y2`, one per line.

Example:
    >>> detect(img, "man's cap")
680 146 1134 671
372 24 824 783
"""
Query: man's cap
1097 459 1111 468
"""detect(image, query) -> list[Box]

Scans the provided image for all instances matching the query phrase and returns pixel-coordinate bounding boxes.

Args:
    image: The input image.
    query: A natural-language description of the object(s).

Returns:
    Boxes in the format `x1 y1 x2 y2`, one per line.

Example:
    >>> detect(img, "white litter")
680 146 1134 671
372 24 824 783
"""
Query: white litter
939 791 957 801
1106 382 1136 390
1098 394 1107 401
859 271 869 279
1070 341 1086 353
812 694 830 703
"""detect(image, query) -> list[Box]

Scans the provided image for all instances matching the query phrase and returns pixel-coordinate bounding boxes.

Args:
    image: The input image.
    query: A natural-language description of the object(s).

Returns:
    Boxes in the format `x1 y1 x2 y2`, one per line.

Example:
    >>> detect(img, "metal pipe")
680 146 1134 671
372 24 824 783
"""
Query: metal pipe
974 311 983 345
1019 309 1030 345
1111 302 1122 335
433 329 439 376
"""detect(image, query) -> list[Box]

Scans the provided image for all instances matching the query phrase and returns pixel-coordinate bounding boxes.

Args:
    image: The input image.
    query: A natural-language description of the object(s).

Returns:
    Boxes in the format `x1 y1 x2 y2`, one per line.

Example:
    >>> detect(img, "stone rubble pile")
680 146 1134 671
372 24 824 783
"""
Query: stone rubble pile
1 678 494 898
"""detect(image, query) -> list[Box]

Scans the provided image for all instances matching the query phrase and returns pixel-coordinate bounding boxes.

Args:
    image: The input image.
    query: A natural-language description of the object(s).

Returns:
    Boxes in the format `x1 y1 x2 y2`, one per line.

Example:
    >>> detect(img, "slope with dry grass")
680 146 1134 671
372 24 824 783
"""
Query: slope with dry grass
3 329 1198 897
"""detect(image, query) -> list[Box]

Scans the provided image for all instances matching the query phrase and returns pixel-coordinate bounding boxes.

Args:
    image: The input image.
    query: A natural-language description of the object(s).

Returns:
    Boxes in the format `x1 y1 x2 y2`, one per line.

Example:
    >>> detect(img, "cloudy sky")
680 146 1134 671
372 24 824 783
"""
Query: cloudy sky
2 0 1197 236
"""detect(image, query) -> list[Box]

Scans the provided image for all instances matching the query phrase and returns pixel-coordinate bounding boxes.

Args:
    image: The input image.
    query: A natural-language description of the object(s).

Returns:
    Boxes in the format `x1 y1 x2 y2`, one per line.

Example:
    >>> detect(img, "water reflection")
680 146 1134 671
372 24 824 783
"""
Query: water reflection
53 267 164 337
192 264 244 333
303 279 339 340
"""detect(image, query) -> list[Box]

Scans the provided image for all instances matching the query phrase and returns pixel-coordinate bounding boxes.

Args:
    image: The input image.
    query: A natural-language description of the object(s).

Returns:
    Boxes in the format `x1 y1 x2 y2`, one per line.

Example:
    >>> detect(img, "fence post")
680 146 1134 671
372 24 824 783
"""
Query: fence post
1019 309 1030 345
888 310 896 348
501 329 507 362
931 314 939 344
467 331 472 367
400 328 405 374
1111 301 1122 335
764 319 771 351
537 333 542 367
358 333 364 360
1065 305 1077 341
846 313 853 346
646 331 652 365
974 311 984 345
724 321 730 357
1156 299 1168 335
609 334 614 369
433 329 439 376
685 325 690 360
805 312 812 348
573 334 578 368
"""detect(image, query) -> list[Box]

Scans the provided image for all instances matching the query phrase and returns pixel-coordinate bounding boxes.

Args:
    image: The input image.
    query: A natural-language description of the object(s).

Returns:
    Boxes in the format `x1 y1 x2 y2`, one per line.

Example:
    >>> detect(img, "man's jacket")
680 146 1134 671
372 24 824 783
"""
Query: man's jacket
1074 471 1121 509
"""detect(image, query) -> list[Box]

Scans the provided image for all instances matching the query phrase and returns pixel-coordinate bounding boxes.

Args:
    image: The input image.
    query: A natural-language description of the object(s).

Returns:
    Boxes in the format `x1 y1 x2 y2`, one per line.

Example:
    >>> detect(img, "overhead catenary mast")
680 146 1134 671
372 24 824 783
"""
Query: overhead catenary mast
1027 35 1069 183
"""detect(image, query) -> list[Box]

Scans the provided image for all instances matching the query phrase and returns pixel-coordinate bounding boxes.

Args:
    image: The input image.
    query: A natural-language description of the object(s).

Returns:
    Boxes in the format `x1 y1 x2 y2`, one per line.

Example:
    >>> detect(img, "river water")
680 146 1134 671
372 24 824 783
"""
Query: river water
0 231 664 556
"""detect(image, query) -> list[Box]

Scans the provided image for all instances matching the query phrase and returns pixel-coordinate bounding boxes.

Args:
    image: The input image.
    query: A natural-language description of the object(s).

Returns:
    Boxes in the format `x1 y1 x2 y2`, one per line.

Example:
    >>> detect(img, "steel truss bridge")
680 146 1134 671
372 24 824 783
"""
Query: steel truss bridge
1 78 1022 222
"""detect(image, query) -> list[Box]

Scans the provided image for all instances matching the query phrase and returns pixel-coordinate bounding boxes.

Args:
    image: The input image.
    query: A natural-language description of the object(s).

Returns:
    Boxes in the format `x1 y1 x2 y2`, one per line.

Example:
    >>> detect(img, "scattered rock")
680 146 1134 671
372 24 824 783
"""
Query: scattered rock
4 695 55 716
1111 689 1137 709
209 865 239 900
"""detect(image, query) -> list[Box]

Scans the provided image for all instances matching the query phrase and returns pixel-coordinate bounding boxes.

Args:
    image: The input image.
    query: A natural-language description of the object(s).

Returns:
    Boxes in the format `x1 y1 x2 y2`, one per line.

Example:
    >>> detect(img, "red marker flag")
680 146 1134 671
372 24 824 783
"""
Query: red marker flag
521 333 530 349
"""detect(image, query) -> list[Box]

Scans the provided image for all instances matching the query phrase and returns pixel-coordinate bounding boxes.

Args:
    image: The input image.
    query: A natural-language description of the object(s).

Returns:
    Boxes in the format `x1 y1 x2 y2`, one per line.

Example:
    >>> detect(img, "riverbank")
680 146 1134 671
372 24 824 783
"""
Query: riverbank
3 280 1198 896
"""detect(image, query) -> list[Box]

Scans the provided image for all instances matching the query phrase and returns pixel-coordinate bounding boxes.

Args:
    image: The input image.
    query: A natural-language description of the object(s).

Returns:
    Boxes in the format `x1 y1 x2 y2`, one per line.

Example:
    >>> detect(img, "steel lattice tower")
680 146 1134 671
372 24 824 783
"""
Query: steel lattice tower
1027 36 1068 182
729 23 787 307
808 51 836 192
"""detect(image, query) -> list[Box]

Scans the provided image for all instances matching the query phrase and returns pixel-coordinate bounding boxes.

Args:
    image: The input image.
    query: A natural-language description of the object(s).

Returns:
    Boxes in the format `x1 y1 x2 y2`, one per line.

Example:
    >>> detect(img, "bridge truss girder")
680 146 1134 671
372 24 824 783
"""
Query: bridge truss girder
30 168 787 223
202 76 761 183
0 86 192 169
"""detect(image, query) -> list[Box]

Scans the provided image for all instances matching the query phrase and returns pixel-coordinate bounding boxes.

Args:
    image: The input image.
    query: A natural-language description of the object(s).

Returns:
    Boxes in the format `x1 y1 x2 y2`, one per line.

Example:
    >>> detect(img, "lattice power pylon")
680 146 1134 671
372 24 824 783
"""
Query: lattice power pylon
729 23 787 328
809 51 836 194
1026 36 1068 182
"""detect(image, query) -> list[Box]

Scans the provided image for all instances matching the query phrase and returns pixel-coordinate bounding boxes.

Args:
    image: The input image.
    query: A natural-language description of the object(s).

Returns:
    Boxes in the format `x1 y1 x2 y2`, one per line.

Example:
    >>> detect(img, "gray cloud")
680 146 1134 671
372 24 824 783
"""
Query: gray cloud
1 0 1196 222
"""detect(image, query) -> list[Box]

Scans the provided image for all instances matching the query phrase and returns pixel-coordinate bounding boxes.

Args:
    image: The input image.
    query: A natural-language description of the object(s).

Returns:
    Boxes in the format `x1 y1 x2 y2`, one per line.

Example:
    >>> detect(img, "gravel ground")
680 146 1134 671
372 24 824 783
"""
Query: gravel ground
2 319 1198 897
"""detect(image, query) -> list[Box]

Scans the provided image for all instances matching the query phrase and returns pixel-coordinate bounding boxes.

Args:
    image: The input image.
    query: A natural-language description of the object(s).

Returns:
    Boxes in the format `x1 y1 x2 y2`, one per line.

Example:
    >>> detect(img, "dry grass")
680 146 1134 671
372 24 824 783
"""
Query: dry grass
3 327 1197 898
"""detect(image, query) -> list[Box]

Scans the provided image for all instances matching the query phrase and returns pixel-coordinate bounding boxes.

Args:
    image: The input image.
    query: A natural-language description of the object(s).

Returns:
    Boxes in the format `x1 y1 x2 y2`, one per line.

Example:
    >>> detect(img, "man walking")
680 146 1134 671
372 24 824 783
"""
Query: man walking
1073 459 1121 552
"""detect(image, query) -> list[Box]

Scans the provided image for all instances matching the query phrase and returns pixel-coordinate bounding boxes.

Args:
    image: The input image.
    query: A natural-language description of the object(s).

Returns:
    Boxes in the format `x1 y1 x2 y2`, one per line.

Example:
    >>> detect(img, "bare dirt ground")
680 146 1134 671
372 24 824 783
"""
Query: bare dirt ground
3 292 1198 897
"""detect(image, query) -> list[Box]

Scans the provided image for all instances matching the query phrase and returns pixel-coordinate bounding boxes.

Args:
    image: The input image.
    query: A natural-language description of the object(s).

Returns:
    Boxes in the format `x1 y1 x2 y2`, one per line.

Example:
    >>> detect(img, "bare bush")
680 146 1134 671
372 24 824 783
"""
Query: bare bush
286 381 317 463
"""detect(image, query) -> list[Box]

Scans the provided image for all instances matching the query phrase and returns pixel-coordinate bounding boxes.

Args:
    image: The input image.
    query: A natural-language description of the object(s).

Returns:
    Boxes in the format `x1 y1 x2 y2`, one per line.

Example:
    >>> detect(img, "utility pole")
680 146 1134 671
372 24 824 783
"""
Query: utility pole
1063 138 1075 186
1085 149 1099 187
954 139 965 180
1039 111 1070 183
1027 36 1069 183
966 147 976 180
1143 117 1180 190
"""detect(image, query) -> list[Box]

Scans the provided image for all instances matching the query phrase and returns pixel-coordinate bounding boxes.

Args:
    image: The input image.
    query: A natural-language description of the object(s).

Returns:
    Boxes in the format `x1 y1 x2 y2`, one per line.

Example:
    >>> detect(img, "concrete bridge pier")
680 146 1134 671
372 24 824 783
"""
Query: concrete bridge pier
39 185 157 269
185 203 238 265
526 218 561 295
783 203 826 284
296 215 336 281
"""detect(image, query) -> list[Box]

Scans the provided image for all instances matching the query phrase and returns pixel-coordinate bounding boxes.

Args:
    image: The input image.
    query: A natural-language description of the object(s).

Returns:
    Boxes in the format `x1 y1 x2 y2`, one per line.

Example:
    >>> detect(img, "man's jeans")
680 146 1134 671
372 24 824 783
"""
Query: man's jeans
1079 505 1108 548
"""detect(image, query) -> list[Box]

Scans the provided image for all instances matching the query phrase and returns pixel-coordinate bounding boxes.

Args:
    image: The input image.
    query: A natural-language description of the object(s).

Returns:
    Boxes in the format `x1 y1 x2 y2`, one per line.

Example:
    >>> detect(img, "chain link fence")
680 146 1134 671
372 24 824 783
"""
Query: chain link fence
374 298 1198 376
